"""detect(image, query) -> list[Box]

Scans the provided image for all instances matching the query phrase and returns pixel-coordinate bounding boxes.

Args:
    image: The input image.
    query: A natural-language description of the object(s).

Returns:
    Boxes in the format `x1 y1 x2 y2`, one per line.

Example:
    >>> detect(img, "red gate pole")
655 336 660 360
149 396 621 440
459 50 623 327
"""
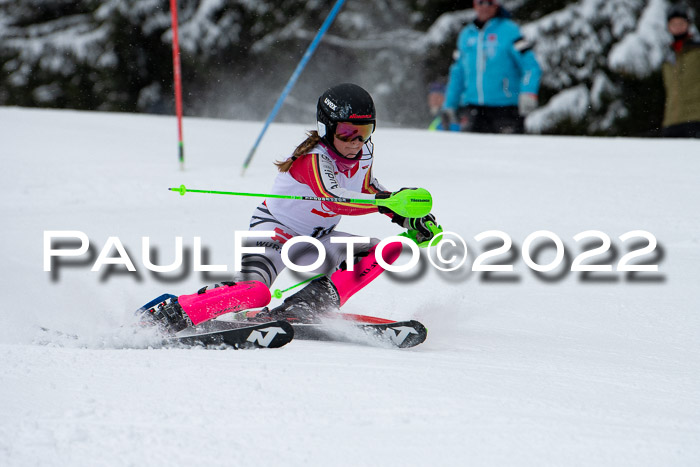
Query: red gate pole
169 0 184 170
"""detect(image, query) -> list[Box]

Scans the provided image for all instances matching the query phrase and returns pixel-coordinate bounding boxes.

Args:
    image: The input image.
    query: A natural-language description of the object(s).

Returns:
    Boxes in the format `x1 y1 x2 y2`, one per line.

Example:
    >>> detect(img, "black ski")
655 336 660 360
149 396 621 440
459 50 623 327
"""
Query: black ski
291 320 427 348
171 320 294 349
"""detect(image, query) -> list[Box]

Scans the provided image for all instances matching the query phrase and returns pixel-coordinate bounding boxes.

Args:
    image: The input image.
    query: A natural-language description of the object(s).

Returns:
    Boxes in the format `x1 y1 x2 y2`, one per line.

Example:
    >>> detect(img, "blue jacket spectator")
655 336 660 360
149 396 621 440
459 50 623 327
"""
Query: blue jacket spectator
444 0 541 133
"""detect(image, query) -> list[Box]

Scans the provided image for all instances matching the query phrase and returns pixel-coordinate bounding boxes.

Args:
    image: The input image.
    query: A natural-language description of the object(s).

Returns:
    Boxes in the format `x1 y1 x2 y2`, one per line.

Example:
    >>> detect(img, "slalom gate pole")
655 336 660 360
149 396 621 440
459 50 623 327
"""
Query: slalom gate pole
168 184 433 218
240 0 347 175
169 0 185 170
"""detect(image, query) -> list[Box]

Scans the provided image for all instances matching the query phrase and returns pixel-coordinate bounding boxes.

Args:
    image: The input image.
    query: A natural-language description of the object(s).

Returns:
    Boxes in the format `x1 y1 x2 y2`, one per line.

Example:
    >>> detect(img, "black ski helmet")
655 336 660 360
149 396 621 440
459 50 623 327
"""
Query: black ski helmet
316 83 376 149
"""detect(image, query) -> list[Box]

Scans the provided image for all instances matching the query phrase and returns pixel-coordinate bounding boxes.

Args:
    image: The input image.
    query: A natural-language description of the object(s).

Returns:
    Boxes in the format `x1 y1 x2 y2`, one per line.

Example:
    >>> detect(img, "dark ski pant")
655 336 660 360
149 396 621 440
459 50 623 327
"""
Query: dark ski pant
662 122 700 138
458 105 525 134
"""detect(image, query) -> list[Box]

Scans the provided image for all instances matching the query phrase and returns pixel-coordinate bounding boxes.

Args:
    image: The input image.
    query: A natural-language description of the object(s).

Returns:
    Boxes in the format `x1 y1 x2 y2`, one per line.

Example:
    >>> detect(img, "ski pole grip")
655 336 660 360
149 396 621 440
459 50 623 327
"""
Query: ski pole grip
376 188 432 218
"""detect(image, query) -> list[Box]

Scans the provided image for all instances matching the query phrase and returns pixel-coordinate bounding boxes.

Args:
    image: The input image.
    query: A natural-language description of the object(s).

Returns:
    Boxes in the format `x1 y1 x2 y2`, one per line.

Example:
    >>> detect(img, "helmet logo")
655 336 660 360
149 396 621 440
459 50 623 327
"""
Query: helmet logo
324 97 337 111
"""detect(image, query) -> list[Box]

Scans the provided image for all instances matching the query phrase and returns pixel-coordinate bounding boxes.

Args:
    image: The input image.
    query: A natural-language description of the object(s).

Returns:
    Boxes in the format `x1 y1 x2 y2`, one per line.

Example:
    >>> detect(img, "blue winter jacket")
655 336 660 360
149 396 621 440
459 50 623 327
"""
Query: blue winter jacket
444 10 541 109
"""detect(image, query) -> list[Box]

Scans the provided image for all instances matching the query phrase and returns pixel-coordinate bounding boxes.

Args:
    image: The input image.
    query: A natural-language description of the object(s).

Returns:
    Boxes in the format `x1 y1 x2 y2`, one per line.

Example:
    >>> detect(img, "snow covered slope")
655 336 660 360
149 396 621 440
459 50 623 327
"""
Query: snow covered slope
1 107 699 466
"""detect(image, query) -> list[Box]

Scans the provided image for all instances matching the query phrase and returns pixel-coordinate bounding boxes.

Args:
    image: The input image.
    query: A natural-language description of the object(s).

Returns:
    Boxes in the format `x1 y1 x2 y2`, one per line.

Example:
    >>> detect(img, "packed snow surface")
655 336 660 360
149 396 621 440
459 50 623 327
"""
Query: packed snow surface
1 107 699 466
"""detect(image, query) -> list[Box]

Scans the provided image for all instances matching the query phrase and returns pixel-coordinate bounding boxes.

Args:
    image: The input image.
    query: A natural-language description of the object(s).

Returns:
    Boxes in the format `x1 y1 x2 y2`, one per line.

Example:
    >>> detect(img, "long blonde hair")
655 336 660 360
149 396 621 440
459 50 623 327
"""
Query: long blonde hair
274 130 322 172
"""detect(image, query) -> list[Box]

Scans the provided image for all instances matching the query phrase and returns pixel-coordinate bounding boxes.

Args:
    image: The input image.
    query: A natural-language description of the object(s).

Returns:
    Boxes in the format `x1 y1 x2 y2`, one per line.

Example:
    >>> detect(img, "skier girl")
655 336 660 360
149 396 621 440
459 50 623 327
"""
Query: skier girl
238 83 439 322
144 83 439 331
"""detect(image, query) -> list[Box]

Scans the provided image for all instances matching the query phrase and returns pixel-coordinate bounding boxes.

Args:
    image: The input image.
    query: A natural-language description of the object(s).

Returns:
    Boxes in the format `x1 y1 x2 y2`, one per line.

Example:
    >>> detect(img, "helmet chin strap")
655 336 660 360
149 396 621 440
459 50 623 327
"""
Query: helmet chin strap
322 139 358 160
319 138 373 163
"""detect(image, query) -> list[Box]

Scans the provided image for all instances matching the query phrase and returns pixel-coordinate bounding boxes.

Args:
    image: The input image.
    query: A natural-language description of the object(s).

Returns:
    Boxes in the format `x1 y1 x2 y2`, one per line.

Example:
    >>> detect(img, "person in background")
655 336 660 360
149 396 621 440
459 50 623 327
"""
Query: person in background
442 0 541 134
428 81 460 131
662 3 700 138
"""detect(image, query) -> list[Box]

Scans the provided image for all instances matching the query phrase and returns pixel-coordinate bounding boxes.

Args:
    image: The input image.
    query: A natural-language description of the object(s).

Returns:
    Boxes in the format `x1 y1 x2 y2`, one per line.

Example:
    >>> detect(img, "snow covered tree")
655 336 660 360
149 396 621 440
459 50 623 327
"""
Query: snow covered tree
0 0 174 112
1 0 698 136
522 0 670 136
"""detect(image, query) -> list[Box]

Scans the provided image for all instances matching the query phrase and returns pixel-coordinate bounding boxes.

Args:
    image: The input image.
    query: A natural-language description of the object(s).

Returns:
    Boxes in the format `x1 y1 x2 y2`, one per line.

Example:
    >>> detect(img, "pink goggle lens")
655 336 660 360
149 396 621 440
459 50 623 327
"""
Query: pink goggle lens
334 122 374 143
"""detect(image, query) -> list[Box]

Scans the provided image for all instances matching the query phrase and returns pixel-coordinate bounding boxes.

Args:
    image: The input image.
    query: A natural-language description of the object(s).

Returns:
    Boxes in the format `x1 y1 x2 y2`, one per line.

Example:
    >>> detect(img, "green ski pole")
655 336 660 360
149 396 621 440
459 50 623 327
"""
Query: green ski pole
271 274 324 299
168 184 433 218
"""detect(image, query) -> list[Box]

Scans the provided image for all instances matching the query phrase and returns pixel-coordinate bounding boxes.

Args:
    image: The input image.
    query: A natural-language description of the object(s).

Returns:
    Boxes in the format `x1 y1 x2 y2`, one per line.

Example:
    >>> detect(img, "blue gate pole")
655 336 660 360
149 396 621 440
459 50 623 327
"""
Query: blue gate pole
241 0 347 175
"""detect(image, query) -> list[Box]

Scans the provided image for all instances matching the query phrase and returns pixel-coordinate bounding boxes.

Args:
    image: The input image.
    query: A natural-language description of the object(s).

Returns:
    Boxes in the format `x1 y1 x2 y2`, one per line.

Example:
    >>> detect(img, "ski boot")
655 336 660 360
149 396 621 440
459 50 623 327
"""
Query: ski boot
255 276 341 323
140 296 192 333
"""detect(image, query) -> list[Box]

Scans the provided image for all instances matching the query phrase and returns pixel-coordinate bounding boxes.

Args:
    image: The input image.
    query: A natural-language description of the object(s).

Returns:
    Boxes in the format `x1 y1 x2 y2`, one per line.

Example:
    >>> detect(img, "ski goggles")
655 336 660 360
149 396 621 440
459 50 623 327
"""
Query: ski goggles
334 122 375 143
475 0 497 5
